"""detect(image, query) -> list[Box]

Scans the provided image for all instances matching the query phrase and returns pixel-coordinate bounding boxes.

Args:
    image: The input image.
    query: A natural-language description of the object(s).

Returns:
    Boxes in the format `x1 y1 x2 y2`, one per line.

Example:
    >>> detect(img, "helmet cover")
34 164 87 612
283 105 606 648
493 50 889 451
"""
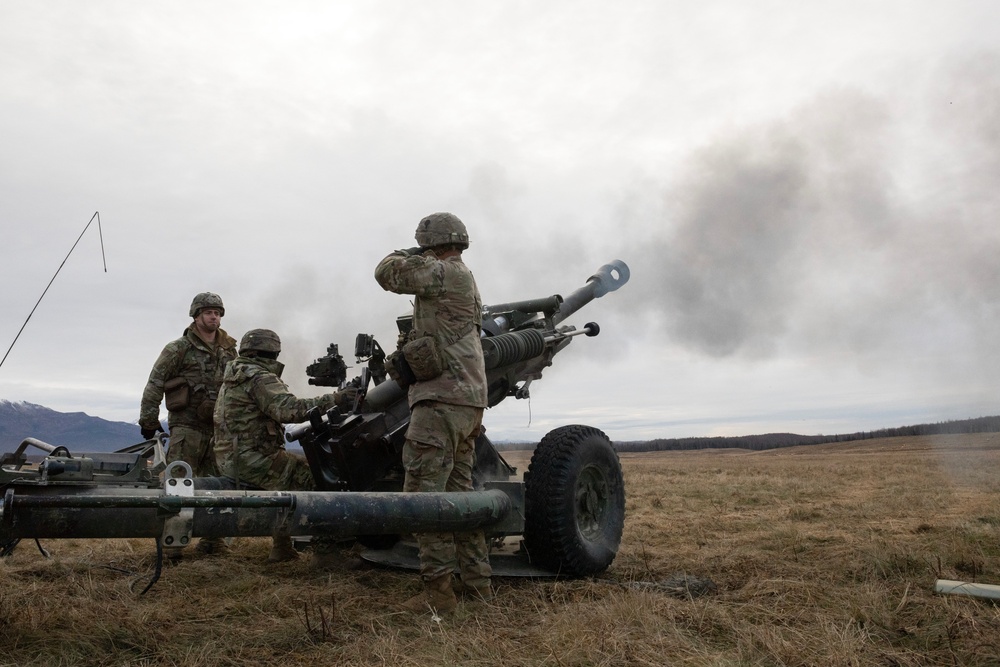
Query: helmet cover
414 212 469 249
239 328 281 355
190 292 225 318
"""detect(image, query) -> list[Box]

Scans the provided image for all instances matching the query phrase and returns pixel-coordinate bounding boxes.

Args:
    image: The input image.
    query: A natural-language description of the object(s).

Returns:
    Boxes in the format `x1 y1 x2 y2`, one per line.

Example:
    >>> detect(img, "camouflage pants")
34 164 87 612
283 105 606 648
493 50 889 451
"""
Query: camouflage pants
222 446 337 550
234 447 315 492
166 425 218 477
403 401 491 586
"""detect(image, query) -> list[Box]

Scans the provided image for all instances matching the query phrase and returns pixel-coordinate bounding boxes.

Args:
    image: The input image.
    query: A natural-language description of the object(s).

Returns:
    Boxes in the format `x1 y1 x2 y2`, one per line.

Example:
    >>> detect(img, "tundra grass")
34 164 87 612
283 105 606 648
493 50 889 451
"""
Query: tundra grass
2 434 999 665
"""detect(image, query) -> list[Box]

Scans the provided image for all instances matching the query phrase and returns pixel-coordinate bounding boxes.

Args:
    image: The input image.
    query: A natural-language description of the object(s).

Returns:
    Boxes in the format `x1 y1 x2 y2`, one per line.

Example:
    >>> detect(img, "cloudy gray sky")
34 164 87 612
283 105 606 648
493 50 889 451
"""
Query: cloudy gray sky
2 1 999 443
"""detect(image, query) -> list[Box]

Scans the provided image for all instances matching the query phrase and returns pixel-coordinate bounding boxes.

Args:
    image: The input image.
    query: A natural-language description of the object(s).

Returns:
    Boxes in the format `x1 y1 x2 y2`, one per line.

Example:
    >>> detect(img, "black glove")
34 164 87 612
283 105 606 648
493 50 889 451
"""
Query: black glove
401 246 425 256
140 423 165 440
334 386 360 408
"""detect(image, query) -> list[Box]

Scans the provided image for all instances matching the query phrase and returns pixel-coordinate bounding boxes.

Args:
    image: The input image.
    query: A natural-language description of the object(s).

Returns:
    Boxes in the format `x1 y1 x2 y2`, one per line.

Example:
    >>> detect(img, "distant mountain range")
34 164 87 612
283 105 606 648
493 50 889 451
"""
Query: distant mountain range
5 399 1000 457
0 400 140 454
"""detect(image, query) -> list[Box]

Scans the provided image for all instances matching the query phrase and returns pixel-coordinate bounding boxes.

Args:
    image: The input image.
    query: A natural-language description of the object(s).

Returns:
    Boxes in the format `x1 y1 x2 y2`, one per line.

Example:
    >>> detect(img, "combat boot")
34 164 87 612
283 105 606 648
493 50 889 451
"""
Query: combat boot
401 575 458 614
308 537 342 571
195 537 230 557
456 579 494 602
309 550 341 571
268 535 299 563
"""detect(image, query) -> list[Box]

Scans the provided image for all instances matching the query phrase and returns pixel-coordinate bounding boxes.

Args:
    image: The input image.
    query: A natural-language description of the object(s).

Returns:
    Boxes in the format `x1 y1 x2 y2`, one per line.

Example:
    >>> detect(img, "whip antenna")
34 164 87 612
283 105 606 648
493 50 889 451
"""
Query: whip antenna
0 212 107 370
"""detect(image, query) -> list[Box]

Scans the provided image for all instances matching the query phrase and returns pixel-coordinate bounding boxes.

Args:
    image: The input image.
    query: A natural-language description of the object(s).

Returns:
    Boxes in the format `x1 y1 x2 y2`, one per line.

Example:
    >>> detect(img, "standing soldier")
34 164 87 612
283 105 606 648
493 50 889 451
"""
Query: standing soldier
213 328 355 567
374 212 492 614
139 291 238 557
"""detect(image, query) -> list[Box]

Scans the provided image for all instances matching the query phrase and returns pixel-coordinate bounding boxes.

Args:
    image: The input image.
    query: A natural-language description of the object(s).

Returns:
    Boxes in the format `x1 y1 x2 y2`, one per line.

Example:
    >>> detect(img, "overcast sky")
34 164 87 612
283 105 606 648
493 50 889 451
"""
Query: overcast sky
2 1 999 444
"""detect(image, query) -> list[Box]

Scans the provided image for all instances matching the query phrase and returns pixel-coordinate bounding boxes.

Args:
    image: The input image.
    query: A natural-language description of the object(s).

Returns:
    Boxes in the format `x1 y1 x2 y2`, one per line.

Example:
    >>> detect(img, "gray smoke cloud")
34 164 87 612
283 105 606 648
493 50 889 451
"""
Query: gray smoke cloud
617 53 1000 387
3 4 998 440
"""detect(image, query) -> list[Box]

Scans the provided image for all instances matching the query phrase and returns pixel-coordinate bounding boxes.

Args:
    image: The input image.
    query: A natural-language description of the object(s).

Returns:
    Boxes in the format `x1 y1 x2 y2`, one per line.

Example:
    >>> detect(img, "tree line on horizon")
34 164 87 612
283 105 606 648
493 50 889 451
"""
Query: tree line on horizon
492 416 1000 452
608 415 1000 453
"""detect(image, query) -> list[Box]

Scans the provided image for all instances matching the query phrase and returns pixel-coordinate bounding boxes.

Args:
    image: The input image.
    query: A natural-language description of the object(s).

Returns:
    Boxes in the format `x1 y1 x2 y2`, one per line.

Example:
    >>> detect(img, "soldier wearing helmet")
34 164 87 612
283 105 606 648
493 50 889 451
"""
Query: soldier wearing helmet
413 211 470 250
374 212 491 614
213 329 356 567
139 292 238 557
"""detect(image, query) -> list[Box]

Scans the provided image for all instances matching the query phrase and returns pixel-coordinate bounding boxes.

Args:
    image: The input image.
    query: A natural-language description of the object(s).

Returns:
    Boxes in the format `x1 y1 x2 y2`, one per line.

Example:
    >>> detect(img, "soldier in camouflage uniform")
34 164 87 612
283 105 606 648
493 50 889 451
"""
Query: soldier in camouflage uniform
213 328 355 566
374 212 492 614
139 292 237 557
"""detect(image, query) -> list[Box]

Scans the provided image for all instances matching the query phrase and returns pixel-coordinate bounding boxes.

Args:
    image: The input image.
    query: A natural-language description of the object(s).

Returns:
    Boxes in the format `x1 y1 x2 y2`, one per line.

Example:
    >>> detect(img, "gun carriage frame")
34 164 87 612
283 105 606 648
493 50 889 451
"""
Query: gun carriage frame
1 261 630 583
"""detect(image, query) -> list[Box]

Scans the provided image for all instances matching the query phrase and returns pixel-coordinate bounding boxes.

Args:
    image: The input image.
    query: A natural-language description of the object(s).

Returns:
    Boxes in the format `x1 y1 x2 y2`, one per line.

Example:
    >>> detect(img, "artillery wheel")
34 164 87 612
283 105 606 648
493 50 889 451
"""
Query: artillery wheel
523 425 625 576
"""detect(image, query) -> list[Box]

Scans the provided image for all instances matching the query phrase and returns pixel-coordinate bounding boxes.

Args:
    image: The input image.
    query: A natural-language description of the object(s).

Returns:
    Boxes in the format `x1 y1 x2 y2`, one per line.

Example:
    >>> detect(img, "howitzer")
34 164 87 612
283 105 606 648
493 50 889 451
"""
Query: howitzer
1 260 630 581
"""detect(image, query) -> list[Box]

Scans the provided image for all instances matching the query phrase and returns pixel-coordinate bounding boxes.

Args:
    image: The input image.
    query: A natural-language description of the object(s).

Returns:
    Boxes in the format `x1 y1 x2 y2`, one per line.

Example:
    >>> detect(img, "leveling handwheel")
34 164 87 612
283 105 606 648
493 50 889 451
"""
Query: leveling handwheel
523 425 625 576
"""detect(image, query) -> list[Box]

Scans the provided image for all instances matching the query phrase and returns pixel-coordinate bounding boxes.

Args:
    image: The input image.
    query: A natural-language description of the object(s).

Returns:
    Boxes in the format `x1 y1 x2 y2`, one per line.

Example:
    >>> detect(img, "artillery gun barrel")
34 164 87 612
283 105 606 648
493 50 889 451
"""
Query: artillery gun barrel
552 260 629 327
482 261 629 333
291 260 629 436
362 372 406 411
0 486 512 540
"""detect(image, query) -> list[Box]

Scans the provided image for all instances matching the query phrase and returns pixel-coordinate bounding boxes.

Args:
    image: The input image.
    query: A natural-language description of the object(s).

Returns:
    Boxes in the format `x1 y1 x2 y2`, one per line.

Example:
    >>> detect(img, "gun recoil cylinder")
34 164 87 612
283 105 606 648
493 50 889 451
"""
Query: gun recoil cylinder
481 329 546 370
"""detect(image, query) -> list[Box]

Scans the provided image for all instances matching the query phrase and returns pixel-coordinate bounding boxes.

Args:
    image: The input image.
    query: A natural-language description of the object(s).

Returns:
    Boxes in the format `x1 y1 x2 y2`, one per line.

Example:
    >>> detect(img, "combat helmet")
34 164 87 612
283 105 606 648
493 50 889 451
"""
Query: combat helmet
190 292 225 318
239 329 281 355
415 212 469 250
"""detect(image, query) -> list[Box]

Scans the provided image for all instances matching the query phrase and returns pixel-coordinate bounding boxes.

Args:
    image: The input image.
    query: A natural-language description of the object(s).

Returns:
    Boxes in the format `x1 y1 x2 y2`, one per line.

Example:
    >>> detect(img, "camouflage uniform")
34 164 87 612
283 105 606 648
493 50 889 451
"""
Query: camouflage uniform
375 247 492 590
213 355 339 490
140 324 237 476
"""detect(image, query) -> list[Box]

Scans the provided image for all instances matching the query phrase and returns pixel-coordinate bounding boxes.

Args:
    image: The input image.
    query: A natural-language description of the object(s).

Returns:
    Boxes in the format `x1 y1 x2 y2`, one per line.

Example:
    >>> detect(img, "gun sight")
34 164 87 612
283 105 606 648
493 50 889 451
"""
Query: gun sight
306 343 348 387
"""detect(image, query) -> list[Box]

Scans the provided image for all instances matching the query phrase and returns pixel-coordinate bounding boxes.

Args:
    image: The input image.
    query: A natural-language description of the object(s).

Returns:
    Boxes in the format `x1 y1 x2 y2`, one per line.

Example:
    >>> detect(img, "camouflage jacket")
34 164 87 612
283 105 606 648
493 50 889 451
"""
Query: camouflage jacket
374 249 488 409
139 325 238 430
213 356 338 484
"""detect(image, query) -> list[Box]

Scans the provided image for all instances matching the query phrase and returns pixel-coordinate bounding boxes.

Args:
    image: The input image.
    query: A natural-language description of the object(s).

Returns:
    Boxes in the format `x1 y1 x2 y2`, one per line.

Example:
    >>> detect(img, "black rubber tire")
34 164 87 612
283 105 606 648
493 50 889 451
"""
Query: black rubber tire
523 425 625 576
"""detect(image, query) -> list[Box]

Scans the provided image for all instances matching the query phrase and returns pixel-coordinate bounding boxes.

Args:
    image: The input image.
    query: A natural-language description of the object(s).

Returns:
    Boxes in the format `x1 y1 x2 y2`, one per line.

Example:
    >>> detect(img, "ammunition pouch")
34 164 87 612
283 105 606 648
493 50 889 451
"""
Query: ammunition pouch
385 349 417 389
196 398 216 422
163 377 190 412
386 323 479 389
401 335 445 382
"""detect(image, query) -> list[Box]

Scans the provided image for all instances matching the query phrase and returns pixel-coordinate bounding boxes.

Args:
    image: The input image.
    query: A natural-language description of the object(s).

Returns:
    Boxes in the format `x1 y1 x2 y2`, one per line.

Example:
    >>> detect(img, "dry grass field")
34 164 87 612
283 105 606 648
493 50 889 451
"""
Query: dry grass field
2 433 999 666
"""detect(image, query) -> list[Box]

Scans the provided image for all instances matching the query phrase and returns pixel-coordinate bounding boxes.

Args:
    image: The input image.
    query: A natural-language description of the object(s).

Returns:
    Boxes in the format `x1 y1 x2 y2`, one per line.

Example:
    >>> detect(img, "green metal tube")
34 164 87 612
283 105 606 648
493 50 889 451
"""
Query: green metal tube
1 488 512 540
8 495 294 509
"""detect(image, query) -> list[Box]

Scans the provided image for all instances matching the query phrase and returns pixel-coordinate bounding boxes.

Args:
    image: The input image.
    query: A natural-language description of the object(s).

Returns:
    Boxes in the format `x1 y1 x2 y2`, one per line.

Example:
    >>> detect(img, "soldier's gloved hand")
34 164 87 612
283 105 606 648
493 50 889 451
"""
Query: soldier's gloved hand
140 423 165 440
401 246 425 256
334 386 360 408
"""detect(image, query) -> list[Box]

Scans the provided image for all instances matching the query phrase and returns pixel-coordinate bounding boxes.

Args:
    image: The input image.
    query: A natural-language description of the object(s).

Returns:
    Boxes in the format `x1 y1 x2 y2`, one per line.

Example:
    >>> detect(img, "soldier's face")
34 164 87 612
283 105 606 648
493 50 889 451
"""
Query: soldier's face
195 308 221 332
